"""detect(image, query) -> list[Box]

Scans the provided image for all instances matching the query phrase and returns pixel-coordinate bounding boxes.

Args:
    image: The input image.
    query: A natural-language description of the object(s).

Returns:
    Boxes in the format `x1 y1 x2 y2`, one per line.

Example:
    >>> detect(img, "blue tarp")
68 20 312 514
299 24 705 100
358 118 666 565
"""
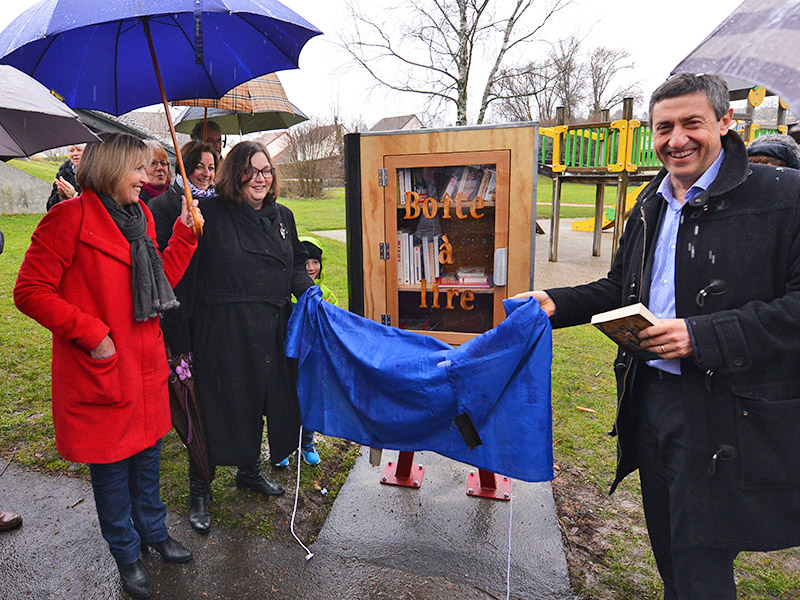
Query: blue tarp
285 287 554 482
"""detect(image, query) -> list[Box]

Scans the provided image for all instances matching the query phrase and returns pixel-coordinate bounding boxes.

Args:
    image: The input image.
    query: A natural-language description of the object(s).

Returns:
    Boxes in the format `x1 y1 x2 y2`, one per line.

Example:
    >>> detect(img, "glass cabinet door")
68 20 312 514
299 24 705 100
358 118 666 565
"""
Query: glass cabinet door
384 151 509 345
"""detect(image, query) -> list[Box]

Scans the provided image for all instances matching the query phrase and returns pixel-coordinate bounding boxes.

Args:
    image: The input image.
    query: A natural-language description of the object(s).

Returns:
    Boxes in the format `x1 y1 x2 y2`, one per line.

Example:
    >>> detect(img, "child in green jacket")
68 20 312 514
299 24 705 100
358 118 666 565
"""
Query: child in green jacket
280 235 338 466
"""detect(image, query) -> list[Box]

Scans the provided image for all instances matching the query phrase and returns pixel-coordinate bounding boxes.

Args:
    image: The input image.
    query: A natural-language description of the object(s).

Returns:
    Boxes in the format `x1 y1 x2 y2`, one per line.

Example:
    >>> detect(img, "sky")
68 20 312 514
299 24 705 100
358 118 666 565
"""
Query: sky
0 0 745 128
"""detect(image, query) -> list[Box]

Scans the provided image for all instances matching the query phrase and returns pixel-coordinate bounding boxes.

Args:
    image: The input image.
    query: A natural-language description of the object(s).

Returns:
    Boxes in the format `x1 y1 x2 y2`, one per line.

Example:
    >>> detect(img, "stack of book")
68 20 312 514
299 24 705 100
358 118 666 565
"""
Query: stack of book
397 231 440 285
438 267 492 289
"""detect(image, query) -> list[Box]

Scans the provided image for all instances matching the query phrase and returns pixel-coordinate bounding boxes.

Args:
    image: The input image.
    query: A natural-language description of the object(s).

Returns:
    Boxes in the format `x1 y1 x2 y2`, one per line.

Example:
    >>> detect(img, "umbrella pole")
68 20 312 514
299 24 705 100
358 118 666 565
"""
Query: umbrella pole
203 107 208 141
143 18 203 238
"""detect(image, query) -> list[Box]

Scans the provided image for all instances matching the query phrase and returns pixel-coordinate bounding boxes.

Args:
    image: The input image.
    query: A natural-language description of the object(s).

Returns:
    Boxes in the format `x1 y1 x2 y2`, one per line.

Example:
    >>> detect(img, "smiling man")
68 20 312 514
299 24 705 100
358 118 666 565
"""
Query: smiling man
516 73 800 599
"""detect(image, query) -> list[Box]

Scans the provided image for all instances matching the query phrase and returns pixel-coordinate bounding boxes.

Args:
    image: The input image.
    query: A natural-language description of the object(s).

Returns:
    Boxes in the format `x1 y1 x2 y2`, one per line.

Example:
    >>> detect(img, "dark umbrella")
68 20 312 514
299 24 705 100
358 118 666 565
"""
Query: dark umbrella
173 72 309 135
0 65 99 160
0 0 321 236
165 350 213 482
671 0 800 112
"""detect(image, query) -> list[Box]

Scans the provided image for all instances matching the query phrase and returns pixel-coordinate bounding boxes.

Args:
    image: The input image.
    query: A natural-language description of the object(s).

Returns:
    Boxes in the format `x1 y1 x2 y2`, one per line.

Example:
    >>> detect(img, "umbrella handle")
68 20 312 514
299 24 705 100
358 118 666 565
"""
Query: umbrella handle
143 17 203 238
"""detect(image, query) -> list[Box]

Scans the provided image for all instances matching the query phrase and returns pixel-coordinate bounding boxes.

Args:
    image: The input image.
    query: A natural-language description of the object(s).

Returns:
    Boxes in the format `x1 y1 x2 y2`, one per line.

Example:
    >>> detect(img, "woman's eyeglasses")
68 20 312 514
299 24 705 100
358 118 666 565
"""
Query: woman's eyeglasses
246 166 275 180
150 160 170 168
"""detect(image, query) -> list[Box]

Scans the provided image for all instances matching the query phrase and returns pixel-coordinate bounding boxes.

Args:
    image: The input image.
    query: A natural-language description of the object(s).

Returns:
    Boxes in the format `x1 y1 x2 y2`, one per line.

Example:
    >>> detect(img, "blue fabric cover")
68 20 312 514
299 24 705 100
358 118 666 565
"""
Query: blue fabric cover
285 287 554 482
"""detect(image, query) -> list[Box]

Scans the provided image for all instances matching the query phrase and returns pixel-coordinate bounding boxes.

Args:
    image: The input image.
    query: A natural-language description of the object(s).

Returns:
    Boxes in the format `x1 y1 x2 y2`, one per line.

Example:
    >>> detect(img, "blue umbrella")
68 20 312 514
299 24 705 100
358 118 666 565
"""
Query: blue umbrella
0 0 321 235
0 0 321 116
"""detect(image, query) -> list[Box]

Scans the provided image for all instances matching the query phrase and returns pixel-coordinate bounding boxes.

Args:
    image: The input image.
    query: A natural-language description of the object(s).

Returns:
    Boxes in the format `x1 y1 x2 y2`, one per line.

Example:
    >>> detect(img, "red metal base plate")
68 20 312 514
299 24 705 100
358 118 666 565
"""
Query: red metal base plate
466 471 511 501
380 460 425 488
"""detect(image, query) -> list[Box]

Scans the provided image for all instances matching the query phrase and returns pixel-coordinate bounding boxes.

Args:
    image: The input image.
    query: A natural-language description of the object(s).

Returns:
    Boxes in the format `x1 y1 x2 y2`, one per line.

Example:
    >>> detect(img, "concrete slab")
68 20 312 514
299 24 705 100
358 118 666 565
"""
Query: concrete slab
306 447 573 600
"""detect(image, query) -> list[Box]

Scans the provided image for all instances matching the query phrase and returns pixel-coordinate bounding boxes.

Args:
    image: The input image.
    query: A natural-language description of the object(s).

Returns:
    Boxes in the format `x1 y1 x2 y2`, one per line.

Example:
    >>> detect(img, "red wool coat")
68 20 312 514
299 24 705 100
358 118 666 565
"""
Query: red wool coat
14 190 197 464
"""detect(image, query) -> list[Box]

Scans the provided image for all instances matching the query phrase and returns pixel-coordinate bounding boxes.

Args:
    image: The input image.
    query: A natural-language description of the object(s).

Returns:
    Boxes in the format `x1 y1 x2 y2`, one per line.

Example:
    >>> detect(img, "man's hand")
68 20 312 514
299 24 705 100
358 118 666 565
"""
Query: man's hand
638 318 693 359
90 335 116 360
512 290 556 317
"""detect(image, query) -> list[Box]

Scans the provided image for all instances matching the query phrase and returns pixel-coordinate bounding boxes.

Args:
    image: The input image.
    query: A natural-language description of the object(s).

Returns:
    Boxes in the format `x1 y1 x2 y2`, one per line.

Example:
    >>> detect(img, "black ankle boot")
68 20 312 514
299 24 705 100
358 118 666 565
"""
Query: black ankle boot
141 535 193 563
188 478 211 534
117 558 151 599
235 463 285 496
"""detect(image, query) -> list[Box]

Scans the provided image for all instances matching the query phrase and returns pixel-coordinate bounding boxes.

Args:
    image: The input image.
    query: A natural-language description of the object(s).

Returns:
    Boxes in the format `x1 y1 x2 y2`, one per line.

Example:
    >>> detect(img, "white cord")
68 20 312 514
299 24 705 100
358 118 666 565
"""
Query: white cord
506 479 513 600
289 425 314 560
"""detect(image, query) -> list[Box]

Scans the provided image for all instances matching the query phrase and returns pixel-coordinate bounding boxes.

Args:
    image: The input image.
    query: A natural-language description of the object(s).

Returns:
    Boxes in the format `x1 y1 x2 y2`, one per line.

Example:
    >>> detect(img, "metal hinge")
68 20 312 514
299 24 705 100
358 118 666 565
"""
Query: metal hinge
381 314 392 326
378 168 388 187
379 242 390 260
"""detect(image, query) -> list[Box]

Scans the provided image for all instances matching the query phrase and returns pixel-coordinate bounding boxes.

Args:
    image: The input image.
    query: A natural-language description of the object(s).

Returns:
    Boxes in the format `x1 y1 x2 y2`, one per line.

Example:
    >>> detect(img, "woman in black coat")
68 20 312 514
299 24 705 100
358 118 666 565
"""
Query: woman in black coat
150 141 218 357
171 141 312 534
46 144 84 210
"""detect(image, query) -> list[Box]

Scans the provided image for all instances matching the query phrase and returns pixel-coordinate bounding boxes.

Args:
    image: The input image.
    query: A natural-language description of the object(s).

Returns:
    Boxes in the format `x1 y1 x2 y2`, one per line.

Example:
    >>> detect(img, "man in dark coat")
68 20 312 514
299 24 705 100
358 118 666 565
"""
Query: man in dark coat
518 74 800 599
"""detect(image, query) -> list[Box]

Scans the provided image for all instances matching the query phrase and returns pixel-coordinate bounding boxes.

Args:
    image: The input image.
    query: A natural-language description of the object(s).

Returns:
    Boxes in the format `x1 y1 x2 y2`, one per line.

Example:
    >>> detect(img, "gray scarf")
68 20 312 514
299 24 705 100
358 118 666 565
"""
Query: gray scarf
99 195 179 321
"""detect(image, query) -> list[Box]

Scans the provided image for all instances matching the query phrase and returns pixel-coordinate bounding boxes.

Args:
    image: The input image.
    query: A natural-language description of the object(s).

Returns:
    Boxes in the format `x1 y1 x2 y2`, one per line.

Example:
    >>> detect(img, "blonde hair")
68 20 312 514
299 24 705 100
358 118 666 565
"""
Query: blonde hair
77 133 148 197
144 139 171 180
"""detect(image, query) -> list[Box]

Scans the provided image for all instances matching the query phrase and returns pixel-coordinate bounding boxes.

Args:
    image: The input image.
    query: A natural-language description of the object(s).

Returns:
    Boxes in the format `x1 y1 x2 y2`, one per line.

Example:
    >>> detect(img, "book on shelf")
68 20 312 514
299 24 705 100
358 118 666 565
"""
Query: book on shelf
421 235 433 283
590 303 660 360
484 170 497 203
475 168 490 201
399 231 411 285
456 266 487 283
438 274 492 289
396 232 403 285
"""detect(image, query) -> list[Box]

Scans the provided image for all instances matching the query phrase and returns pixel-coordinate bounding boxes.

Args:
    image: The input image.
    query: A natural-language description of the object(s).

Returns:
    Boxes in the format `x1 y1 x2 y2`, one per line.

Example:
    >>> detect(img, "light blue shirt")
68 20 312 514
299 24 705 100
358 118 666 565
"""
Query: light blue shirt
647 148 725 374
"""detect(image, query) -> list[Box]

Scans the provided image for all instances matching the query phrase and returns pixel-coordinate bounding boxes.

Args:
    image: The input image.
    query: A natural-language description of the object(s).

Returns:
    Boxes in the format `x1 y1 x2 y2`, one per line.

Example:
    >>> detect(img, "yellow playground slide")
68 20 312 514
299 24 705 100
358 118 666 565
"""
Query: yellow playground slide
571 182 647 232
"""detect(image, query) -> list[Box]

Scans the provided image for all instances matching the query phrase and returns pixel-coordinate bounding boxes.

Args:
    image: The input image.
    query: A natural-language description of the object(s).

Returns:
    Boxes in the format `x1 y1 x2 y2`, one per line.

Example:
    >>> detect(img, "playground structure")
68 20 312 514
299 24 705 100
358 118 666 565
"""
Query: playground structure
540 89 792 264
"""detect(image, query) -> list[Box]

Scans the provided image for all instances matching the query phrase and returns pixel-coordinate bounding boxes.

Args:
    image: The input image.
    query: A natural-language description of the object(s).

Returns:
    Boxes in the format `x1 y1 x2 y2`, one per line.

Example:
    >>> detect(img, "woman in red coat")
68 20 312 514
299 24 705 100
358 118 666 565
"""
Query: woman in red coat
14 133 203 600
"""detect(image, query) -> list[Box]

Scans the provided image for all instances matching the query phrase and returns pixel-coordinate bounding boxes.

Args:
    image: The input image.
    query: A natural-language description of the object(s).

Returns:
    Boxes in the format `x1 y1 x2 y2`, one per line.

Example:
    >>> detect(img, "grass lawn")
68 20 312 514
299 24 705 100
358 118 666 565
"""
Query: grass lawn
8 158 61 183
3 190 800 597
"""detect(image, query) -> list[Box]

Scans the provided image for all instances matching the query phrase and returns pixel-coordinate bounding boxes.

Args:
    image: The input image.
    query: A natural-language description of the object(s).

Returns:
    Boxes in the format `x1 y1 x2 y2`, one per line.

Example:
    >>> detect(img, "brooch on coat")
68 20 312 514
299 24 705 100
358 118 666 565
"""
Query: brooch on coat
279 223 287 239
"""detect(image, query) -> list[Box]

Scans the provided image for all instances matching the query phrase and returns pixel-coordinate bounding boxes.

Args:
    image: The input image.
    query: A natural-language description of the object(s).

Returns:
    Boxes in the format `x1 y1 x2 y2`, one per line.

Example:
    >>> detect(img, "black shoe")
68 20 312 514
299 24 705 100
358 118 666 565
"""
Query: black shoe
117 558 151 599
141 536 193 564
188 479 211 534
235 465 285 496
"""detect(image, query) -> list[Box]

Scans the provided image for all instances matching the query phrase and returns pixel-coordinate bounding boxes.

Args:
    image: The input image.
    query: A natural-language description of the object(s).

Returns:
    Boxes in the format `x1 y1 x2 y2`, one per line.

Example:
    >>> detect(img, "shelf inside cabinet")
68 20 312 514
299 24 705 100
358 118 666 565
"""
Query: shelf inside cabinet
398 284 494 294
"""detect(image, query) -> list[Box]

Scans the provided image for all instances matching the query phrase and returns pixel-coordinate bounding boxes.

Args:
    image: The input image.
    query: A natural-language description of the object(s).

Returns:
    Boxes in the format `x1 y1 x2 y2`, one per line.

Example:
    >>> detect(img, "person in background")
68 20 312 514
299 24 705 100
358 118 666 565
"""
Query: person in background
47 143 85 210
178 141 312 535
14 133 202 600
277 235 338 468
516 74 800 599
149 141 218 535
746 133 800 169
139 140 171 205
190 120 224 156
151 140 218 256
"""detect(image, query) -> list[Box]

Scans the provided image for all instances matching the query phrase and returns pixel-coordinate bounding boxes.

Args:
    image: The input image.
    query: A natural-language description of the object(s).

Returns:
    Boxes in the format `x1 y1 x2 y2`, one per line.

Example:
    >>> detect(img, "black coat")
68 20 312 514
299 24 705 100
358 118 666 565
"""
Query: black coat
47 159 80 211
547 131 800 551
149 182 201 355
187 196 313 466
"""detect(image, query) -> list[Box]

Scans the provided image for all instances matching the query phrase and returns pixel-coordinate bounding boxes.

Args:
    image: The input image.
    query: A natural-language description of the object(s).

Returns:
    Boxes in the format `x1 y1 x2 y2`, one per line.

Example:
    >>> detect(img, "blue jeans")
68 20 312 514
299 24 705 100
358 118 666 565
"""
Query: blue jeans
89 441 168 565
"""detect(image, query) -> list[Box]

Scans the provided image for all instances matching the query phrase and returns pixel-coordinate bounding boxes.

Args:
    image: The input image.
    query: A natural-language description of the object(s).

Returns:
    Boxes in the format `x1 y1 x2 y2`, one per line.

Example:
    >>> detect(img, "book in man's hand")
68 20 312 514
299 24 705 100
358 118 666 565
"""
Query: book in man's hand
590 303 660 361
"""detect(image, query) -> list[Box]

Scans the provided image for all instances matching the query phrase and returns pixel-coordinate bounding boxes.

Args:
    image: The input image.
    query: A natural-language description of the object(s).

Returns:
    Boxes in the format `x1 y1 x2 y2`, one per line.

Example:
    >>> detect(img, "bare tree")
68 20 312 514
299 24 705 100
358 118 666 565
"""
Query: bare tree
492 38 641 123
340 0 569 125
549 36 586 121
587 46 640 118
493 60 558 123
281 120 344 198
